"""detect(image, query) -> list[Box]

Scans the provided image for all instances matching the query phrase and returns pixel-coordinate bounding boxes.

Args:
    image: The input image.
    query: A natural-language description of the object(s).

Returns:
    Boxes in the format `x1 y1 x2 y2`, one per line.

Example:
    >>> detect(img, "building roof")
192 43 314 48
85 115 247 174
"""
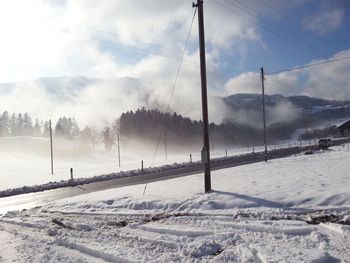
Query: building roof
338 120 350 130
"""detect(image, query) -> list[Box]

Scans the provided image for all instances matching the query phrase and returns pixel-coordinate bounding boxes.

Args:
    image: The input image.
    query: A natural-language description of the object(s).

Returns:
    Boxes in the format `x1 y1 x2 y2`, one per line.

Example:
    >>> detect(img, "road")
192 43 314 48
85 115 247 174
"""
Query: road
0 141 347 214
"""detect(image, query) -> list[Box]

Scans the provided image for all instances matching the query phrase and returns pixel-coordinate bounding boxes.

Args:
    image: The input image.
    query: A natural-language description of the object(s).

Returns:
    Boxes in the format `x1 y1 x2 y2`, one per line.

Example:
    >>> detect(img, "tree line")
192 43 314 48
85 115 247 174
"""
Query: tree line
0 111 115 152
2 108 341 153
0 111 82 138
118 108 298 149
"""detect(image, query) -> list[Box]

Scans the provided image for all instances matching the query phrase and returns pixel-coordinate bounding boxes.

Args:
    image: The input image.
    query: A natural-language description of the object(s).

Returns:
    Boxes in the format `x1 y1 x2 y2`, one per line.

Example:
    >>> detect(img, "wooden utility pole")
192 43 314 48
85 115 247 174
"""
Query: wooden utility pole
164 129 168 161
193 0 211 193
49 119 54 174
117 134 121 168
260 67 267 162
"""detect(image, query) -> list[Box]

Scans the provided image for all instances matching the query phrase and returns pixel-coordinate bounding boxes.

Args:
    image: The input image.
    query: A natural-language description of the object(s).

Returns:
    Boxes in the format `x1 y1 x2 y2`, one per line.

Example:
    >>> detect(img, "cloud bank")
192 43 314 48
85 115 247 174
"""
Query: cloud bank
225 49 350 100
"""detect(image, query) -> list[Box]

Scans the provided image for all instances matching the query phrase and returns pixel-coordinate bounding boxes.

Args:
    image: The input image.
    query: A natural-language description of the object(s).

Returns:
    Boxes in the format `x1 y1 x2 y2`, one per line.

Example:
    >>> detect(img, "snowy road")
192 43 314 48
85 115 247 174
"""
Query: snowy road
0 144 319 214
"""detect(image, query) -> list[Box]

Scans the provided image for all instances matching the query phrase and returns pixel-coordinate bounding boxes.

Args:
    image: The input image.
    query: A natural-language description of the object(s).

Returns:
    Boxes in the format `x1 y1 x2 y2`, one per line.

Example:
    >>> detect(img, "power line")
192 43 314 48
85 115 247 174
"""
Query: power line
142 7 198 196
259 0 340 54
52 23 219 69
73 23 184 54
38 14 184 56
228 0 332 57
53 26 182 60
211 0 330 58
266 55 350 75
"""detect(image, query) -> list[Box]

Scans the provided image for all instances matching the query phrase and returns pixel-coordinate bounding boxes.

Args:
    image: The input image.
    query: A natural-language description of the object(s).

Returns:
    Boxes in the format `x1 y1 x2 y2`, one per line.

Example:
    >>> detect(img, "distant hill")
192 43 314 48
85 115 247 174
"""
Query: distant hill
224 93 350 111
1 76 350 145
222 93 350 128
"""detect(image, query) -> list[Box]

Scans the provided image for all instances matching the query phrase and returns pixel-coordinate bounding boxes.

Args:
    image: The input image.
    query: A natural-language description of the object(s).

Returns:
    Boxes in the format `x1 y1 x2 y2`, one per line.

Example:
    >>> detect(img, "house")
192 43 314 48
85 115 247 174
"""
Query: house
338 120 350 136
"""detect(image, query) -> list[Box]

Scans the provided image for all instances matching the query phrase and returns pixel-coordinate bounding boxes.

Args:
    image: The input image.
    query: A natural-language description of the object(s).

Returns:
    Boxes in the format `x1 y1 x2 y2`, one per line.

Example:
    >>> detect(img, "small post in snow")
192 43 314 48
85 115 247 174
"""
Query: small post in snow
70 168 73 180
164 129 168 161
49 119 54 175
225 149 227 157
141 160 144 171
117 134 121 168
190 154 192 163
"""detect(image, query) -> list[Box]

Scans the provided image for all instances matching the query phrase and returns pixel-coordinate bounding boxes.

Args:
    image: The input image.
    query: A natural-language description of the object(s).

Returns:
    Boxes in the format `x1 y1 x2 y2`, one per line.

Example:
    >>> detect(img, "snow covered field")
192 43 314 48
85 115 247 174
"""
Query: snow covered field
0 136 309 191
0 146 349 262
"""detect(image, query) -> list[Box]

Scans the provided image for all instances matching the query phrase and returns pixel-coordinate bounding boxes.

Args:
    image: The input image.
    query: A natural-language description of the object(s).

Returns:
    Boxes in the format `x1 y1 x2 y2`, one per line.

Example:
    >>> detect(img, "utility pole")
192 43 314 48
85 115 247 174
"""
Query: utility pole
49 119 54 174
193 0 211 193
117 134 121 168
260 67 267 162
164 129 168 161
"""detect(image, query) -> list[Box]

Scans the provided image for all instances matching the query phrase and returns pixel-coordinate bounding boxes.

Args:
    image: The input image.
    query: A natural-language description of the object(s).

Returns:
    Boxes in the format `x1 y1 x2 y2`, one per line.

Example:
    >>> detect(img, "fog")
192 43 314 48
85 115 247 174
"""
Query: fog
0 76 235 129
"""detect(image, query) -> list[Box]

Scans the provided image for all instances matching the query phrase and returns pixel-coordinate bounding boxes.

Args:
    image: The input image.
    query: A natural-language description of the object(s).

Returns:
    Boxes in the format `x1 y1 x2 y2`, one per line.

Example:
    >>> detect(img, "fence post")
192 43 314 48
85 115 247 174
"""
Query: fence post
70 168 73 180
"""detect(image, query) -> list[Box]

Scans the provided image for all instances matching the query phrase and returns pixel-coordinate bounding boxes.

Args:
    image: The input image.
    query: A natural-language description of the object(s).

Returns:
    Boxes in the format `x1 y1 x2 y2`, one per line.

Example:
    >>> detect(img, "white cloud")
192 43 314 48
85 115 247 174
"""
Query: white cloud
303 7 345 35
0 0 261 83
0 0 265 126
1 0 349 129
224 49 350 100
302 50 350 99
224 72 261 95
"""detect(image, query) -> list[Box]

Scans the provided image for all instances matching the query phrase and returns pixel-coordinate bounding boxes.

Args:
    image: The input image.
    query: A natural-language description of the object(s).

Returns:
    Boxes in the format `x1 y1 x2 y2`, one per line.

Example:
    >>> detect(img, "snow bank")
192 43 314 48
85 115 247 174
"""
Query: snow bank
44 146 350 215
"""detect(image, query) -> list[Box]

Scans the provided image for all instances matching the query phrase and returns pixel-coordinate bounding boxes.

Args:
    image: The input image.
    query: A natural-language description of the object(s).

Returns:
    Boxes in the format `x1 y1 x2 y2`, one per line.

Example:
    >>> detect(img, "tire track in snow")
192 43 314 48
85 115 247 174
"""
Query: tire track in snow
317 223 350 261
2 209 349 262
1 217 136 262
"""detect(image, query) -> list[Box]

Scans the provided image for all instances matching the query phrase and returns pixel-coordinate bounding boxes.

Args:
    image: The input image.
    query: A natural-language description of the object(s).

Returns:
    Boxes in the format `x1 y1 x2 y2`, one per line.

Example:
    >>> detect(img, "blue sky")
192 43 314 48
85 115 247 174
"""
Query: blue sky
0 0 350 124
223 0 350 75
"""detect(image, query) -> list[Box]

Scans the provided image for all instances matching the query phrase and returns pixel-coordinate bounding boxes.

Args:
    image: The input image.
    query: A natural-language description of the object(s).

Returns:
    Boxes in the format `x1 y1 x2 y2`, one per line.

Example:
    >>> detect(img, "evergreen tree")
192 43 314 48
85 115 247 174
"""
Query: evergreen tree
23 112 33 135
55 117 80 138
55 118 65 137
17 113 24 135
43 120 50 137
0 111 10 136
10 113 17 136
33 119 42 136
102 127 114 152
81 126 97 146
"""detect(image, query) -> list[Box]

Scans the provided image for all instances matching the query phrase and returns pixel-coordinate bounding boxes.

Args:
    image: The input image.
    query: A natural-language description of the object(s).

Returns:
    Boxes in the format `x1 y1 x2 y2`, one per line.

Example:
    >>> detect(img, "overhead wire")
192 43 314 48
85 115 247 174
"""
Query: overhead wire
72 23 184 54
259 0 340 54
142 6 198 195
50 22 219 69
37 14 184 55
265 54 350 75
232 0 332 57
211 0 331 58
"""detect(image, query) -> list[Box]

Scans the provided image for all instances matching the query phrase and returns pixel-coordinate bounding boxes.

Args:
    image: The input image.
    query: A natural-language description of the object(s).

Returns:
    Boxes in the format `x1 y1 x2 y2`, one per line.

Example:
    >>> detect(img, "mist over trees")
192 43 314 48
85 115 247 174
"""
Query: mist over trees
0 111 110 152
0 111 82 138
118 108 298 149
0 111 40 137
1 107 346 154
298 125 340 140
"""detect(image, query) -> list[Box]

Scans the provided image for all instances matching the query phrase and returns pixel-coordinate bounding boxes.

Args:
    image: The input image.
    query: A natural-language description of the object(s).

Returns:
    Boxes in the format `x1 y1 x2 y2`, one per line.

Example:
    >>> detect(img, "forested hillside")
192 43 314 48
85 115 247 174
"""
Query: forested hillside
119 108 297 149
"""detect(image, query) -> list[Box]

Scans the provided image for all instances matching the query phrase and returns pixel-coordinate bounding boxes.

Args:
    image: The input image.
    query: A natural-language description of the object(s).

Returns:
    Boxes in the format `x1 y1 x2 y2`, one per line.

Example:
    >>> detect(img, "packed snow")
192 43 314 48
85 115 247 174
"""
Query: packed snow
0 145 349 262
0 136 296 192
0 136 261 191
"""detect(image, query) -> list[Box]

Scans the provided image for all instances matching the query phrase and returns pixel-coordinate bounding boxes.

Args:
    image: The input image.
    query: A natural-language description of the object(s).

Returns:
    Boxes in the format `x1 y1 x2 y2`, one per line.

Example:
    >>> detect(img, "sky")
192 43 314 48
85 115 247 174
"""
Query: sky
0 0 350 125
